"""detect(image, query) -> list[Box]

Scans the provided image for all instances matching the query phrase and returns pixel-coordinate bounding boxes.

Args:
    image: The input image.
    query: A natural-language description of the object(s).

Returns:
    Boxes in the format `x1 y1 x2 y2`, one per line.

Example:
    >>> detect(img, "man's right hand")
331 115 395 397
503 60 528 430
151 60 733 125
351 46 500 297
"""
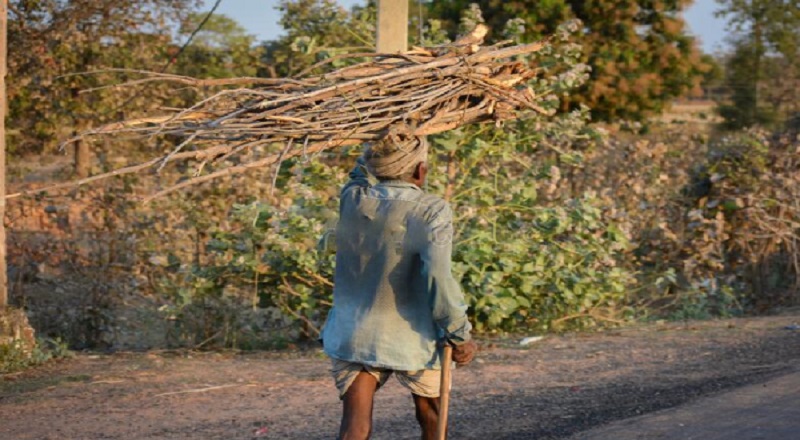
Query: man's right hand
452 340 477 366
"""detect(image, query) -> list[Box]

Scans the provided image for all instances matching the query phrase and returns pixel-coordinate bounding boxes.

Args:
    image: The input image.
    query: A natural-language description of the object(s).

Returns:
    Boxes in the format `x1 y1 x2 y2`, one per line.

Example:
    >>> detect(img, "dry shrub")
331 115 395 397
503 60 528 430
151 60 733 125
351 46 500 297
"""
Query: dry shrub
7 166 299 350
567 125 799 315
684 129 800 309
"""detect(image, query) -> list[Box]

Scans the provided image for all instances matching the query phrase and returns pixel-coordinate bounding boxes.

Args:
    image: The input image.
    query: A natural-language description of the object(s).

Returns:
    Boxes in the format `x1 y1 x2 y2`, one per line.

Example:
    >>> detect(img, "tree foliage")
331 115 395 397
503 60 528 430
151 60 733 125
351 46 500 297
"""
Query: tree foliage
715 0 800 129
173 12 265 79
6 0 201 156
427 0 709 121
261 0 376 77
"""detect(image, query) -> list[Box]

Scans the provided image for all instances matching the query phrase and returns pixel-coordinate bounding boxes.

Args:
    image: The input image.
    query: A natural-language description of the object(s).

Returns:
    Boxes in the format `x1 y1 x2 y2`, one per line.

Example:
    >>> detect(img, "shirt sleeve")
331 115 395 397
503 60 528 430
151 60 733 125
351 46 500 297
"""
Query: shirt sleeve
421 203 473 344
341 156 371 196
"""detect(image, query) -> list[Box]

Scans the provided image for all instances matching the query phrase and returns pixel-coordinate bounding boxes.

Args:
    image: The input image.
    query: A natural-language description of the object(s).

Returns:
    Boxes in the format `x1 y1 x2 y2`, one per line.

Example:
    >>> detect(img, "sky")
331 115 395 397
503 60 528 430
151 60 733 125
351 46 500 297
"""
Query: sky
202 0 731 54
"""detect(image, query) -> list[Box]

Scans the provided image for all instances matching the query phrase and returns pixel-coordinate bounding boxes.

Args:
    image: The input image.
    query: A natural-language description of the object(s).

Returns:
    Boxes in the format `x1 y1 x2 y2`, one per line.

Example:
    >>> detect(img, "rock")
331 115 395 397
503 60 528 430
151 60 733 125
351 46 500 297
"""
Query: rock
520 335 545 346
0 307 37 357
148 255 169 267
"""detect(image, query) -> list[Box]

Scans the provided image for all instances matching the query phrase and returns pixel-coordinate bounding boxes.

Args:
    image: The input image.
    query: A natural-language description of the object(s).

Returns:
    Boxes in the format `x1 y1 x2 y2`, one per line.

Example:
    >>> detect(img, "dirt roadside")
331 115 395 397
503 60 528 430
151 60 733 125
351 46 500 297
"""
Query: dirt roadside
2 313 799 440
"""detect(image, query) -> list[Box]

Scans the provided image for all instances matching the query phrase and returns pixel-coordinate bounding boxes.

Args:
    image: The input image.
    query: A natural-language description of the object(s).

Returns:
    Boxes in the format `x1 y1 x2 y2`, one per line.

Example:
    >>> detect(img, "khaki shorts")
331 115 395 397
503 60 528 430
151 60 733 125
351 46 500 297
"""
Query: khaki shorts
330 358 441 399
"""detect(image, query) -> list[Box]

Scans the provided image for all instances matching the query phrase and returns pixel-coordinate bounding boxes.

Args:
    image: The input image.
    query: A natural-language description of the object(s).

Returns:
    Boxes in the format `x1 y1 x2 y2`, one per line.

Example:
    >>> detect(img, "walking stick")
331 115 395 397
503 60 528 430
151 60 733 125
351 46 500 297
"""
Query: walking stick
436 344 454 440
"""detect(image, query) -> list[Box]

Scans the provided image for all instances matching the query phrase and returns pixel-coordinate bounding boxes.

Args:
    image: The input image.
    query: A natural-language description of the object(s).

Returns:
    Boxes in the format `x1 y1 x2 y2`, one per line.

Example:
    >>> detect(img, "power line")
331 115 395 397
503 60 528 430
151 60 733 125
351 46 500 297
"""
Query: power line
101 0 224 118
163 0 224 71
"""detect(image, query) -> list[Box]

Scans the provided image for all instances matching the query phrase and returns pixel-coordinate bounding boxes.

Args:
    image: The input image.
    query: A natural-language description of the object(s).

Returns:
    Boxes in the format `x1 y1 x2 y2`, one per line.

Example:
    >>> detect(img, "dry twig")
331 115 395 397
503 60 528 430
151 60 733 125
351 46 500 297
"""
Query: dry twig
8 25 561 201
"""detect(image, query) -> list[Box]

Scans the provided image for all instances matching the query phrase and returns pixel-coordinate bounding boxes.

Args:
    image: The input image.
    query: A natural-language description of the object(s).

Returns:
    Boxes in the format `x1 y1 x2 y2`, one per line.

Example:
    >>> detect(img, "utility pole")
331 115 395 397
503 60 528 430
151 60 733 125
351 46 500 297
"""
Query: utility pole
0 0 7 309
376 0 408 53
0 0 37 354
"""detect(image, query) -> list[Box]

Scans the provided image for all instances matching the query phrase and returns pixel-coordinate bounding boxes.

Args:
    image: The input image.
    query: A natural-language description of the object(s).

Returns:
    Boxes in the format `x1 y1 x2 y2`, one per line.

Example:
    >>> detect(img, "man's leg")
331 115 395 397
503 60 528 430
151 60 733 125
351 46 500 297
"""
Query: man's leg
339 371 379 440
413 395 440 440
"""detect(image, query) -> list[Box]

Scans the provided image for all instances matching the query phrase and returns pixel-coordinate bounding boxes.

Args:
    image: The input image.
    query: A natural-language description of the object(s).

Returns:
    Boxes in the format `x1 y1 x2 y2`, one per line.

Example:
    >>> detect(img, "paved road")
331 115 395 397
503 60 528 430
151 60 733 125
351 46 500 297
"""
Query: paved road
569 368 800 440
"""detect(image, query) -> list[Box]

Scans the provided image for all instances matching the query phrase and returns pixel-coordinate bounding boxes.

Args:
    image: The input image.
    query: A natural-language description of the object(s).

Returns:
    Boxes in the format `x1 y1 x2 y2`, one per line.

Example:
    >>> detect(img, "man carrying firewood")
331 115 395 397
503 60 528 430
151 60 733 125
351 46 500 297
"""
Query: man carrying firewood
321 128 477 440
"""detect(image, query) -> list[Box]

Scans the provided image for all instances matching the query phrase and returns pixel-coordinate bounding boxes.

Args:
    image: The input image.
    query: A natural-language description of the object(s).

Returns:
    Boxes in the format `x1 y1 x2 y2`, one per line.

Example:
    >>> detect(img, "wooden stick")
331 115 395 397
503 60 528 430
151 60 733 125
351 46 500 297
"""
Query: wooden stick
436 344 454 440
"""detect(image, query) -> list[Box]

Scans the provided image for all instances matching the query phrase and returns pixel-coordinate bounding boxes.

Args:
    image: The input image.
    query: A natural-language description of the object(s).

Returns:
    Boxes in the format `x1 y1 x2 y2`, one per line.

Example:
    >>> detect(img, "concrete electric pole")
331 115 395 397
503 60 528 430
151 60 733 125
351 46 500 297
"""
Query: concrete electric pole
376 0 408 54
0 0 37 354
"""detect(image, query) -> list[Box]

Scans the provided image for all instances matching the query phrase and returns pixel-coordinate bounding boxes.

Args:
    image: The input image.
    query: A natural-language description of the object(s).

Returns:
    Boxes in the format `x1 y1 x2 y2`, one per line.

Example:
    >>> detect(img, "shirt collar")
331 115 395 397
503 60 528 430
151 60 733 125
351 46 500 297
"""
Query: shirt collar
376 180 422 191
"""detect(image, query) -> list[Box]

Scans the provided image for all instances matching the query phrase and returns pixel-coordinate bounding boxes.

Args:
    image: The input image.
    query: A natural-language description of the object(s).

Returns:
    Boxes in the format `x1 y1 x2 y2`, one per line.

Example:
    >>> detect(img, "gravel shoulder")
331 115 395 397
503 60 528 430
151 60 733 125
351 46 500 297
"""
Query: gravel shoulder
2 313 799 440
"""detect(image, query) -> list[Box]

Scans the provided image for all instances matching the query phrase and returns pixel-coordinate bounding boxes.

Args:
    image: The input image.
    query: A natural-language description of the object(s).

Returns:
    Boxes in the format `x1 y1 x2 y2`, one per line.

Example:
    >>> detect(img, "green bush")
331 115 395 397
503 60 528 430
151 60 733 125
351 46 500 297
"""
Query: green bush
454 194 634 331
1 337 72 374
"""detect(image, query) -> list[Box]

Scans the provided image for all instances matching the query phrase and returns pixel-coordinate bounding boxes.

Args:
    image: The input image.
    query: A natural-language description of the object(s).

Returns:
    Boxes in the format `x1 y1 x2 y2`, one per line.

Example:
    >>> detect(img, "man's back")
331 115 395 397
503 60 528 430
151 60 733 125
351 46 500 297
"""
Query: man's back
321 160 470 371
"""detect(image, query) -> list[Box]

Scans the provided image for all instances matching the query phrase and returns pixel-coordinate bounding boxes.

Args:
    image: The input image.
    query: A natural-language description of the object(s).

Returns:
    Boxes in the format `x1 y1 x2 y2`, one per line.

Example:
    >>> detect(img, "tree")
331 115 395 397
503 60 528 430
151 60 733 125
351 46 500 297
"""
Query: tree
427 0 709 121
698 53 724 101
173 12 265 79
715 0 800 128
262 0 376 77
1 0 7 309
6 0 199 170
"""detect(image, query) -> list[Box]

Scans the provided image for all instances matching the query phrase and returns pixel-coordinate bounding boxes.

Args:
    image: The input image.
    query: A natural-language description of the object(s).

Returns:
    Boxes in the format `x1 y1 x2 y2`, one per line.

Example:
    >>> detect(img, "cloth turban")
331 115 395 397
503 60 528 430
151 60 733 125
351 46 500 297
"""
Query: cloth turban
364 130 429 179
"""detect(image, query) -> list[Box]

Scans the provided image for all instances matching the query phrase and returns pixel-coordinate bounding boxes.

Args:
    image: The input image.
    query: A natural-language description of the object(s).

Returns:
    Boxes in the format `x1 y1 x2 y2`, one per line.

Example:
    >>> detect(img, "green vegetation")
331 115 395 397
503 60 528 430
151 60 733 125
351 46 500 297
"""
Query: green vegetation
715 0 800 129
4 1 799 352
1 337 72 374
7 0 197 157
264 0 376 76
427 0 710 121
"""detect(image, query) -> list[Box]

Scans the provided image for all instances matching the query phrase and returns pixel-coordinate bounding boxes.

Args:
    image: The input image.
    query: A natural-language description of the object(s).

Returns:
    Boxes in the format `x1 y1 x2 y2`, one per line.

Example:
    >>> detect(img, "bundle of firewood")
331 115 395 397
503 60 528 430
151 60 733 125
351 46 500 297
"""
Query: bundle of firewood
14 25 564 201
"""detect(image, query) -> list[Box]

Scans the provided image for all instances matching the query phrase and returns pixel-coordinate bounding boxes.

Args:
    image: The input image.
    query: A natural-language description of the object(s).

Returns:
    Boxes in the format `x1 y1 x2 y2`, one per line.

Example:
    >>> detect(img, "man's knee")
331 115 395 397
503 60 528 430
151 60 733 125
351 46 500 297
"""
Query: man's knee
414 396 439 425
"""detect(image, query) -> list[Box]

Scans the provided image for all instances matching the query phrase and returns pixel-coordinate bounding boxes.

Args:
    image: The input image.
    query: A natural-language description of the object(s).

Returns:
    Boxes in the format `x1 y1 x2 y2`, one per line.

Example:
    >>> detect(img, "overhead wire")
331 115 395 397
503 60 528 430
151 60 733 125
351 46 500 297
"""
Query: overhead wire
94 0 226 119
163 0 224 71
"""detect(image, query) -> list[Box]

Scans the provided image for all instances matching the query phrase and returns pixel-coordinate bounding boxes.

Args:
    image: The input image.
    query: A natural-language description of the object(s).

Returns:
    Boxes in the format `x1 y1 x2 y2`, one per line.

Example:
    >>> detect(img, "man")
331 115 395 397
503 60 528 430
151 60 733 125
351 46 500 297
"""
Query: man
321 129 477 440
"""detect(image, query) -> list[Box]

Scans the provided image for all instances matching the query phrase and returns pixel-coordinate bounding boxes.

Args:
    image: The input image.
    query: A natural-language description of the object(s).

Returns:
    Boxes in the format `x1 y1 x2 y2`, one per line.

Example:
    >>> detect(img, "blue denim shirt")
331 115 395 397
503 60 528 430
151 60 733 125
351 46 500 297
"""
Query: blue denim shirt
321 158 472 371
